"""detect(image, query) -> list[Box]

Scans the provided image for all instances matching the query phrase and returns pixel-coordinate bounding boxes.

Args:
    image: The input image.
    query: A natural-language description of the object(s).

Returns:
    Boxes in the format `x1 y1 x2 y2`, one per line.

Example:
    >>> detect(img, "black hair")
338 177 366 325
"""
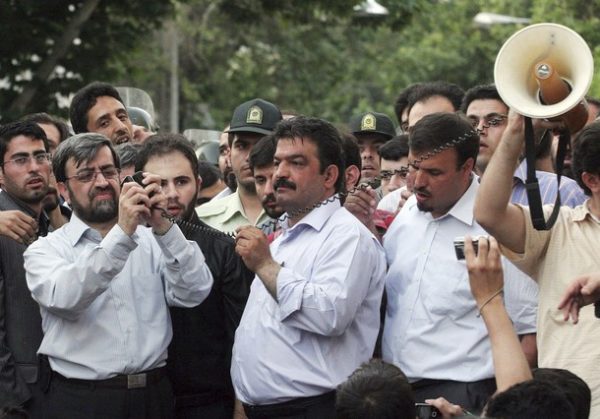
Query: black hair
336 359 416 419
340 132 361 171
460 84 505 113
52 133 119 182
485 380 576 419
0 120 49 163
585 96 600 118
115 143 142 169
572 120 600 195
394 83 423 128
20 112 71 142
69 82 125 134
407 81 465 115
135 133 198 178
409 112 479 168
273 116 346 193
249 134 276 171
198 160 223 189
532 368 591 419
379 135 409 161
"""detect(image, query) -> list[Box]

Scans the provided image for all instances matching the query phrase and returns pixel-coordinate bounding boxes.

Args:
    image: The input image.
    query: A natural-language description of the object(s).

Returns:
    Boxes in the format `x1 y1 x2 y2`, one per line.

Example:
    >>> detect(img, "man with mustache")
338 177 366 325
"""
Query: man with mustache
381 112 536 414
0 121 52 416
233 116 386 418
70 82 133 145
197 99 282 233
135 133 253 419
23 133 214 418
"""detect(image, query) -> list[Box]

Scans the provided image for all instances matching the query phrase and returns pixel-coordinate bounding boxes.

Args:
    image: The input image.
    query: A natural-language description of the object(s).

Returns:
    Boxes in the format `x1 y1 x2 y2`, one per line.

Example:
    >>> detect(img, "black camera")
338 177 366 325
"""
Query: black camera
453 236 482 260
415 403 441 418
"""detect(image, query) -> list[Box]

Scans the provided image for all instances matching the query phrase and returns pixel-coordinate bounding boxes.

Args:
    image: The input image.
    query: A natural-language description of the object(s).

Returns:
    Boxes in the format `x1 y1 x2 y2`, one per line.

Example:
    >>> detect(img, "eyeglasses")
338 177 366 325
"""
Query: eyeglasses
380 168 408 180
468 114 508 131
2 153 51 167
65 167 120 183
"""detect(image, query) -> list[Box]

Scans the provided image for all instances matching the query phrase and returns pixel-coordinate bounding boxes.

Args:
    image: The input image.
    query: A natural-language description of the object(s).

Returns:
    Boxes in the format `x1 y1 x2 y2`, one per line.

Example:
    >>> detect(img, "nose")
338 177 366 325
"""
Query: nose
477 119 487 135
275 161 289 180
164 182 178 199
93 171 110 187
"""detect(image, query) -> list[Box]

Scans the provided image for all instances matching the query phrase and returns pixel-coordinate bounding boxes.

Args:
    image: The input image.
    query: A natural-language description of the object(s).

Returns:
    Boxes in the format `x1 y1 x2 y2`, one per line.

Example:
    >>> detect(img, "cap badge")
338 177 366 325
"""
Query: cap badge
361 113 376 131
246 106 263 124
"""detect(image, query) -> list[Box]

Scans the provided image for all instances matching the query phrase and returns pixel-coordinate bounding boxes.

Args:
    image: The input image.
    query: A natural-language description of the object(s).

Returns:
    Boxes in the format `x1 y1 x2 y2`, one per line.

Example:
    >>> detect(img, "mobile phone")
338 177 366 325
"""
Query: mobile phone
415 403 441 418
453 236 481 260
121 171 145 187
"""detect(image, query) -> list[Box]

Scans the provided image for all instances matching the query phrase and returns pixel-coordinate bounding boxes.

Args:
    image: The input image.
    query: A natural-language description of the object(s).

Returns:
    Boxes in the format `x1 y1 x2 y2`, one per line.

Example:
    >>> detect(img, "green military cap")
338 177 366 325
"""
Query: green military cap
349 111 396 140
227 98 282 136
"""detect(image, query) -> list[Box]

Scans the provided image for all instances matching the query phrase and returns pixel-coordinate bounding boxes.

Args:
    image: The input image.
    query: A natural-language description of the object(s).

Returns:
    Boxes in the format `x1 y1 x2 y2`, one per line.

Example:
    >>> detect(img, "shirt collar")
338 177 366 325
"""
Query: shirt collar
221 192 267 225
64 213 102 246
513 160 528 184
280 195 341 233
442 176 478 226
572 199 595 222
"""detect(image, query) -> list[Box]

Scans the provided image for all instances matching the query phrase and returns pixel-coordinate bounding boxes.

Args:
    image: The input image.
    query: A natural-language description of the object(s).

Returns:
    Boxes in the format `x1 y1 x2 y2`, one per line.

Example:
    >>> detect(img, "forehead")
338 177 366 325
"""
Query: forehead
66 145 115 172
381 158 406 170
253 164 275 177
219 132 229 147
5 135 46 156
232 132 264 145
409 147 458 169
274 137 318 157
466 99 508 117
144 151 194 177
88 96 126 118
408 96 455 127
38 123 61 144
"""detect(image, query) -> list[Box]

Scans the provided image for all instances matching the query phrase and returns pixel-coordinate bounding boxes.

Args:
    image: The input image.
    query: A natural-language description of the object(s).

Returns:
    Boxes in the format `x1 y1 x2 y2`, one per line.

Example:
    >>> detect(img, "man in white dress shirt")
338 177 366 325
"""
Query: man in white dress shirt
233 116 386 419
382 112 536 413
24 133 214 418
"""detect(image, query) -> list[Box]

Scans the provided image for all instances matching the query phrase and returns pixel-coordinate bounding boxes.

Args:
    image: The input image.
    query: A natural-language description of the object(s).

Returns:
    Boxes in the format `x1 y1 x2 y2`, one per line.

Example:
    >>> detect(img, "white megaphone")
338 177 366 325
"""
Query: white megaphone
494 23 594 132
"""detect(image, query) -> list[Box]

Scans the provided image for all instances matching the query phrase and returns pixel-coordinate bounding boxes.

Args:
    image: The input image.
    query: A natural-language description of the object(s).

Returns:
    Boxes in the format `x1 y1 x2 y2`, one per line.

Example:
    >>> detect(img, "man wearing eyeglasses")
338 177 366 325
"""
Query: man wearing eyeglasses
23 133 214 419
0 121 52 416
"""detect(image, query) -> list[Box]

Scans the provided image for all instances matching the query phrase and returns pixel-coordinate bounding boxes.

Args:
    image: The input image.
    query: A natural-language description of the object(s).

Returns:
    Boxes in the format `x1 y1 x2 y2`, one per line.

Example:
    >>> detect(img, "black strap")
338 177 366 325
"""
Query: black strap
523 117 566 230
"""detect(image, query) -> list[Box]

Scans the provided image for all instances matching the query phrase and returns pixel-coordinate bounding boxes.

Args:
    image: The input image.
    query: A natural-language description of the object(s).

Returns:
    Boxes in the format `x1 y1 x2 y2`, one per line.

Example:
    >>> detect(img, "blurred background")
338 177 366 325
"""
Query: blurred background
1 0 599 133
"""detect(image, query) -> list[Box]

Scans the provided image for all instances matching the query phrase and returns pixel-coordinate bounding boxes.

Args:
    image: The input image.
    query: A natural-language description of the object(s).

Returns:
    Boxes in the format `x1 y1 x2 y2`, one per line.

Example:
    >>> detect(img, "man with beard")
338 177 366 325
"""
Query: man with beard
212 126 236 201
232 116 386 418
197 99 281 232
381 113 535 413
135 133 253 419
248 135 284 220
0 121 52 415
23 133 214 418
69 82 133 145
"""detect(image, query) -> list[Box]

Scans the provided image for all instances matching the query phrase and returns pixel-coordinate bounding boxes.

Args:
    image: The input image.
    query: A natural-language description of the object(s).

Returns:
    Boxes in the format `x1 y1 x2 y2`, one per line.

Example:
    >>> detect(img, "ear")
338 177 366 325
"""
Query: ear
57 182 70 205
344 165 361 191
461 157 475 178
196 175 202 198
0 166 4 184
581 172 600 194
323 164 339 190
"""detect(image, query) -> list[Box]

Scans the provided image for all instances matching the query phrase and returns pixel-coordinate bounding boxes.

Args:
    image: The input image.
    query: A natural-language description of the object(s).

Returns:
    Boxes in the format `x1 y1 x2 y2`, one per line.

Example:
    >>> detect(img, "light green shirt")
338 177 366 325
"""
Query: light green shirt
196 192 272 233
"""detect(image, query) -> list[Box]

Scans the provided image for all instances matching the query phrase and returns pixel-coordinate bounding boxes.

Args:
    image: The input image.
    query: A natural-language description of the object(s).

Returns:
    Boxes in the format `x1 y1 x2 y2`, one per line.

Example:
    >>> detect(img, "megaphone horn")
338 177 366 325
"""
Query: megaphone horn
494 23 594 132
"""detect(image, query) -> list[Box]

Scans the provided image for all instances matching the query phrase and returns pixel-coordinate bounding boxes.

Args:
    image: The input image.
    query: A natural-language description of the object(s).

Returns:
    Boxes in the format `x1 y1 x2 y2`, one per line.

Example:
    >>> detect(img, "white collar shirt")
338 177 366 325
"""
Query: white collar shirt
382 178 534 382
24 214 213 380
231 200 386 405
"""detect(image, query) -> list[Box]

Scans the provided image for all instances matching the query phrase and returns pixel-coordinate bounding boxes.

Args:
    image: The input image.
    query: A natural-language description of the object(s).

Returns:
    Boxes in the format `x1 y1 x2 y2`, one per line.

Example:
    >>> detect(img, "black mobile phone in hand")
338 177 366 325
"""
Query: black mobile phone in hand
416 403 441 419
121 171 145 187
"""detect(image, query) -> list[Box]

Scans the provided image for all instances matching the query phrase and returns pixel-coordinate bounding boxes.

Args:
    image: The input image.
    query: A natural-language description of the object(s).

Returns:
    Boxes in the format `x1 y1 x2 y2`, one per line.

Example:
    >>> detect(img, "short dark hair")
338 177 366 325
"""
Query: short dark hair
135 133 198 177
340 132 361 171
485 380 576 419
585 96 600 118
336 359 416 419
572 120 600 195
409 112 479 168
394 83 423 126
20 112 71 143
532 368 591 419
249 134 276 171
407 81 465 115
52 133 119 182
0 120 49 163
115 143 142 169
273 116 346 193
379 135 409 161
460 84 505 113
70 82 125 134
198 161 223 189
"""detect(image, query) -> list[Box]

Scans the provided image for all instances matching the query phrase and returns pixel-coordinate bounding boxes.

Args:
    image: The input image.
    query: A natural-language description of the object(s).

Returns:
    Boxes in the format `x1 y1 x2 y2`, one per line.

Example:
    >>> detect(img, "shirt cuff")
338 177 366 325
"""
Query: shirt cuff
276 267 307 320
154 223 205 264
103 224 138 264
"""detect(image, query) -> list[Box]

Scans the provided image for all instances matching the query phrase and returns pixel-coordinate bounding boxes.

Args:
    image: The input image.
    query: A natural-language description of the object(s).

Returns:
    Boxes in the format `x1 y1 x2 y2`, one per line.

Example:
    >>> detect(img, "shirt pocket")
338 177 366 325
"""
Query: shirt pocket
422 261 476 321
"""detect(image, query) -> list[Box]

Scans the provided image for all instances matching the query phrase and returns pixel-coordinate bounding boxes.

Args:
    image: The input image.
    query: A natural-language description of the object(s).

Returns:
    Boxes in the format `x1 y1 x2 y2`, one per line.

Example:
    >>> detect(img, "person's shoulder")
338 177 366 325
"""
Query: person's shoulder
196 194 235 217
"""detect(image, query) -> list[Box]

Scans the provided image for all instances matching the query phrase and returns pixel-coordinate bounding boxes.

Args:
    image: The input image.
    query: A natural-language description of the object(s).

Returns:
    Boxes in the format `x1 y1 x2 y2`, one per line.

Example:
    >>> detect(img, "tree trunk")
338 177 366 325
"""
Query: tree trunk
7 0 102 115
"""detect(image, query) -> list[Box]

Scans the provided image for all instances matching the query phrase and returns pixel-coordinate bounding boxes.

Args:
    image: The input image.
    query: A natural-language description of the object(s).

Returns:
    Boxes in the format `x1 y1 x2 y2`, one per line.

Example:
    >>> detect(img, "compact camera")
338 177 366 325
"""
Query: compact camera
453 236 483 260
415 403 441 418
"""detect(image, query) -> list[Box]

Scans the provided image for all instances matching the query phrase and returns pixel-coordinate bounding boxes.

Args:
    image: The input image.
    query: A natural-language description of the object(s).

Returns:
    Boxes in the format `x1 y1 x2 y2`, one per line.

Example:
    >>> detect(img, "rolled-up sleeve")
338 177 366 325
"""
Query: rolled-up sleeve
276 230 385 337
154 223 213 307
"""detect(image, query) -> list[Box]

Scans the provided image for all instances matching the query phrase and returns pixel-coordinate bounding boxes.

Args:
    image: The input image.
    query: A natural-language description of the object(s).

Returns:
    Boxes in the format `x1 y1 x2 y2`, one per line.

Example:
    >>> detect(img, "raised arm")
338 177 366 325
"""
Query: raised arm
474 111 527 253
465 236 532 393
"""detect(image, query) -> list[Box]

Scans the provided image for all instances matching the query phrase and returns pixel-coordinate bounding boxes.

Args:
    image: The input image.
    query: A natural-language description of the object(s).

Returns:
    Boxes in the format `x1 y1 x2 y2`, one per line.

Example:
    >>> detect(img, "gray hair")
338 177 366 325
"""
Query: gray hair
115 143 142 169
53 132 120 182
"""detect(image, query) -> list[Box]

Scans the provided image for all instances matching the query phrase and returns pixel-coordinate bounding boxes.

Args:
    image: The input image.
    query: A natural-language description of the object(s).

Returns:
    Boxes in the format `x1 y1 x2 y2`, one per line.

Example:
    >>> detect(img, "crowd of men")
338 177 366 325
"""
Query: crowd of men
0 76 599 419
